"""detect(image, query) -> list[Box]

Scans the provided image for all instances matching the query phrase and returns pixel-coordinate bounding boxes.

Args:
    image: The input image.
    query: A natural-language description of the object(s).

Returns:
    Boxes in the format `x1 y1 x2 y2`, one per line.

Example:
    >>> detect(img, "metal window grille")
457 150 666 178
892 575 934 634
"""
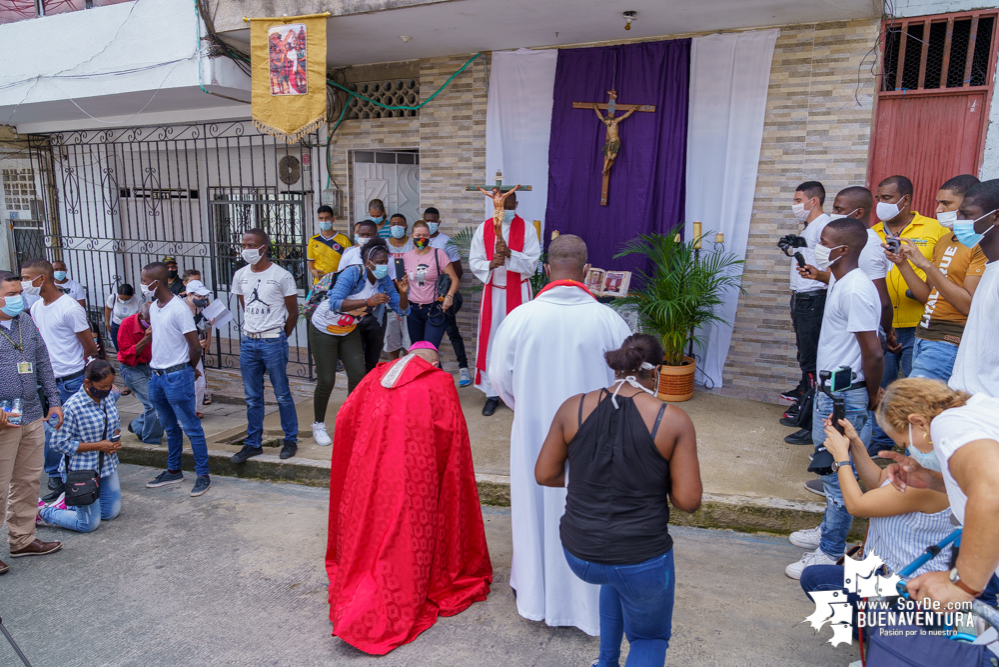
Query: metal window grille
881 12 998 92
18 121 321 378
346 79 419 119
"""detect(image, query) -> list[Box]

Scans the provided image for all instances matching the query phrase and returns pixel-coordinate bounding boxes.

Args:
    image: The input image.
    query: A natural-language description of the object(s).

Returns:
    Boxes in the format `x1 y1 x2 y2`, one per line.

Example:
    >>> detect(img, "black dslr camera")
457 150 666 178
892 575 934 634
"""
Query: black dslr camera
778 234 808 268
807 367 854 476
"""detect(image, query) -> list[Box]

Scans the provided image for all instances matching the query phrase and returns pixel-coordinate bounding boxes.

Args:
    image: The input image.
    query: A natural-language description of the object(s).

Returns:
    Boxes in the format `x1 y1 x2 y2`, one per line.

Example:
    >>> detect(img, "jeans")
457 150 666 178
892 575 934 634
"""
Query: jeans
357 315 386 374
240 333 297 447
812 387 872 559
120 364 163 444
109 322 120 350
149 366 210 476
800 565 862 638
406 302 447 349
563 547 675 667
309 326 365 423
909 338 959 382
39 469 121 533
444 297 468 369
791 291 825 390
44 373 85 477
871 326 915 450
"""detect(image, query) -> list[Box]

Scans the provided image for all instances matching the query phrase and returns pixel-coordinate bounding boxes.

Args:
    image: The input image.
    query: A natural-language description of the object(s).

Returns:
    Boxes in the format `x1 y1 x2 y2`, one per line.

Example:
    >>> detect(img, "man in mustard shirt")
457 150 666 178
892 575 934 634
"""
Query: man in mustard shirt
307 205 352 284
870 175 950 450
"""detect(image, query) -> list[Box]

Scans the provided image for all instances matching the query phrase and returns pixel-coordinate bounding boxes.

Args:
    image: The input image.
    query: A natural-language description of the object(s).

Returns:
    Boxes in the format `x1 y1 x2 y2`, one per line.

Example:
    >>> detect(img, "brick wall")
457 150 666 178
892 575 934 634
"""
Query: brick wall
719 19 880 402
327 54 490 371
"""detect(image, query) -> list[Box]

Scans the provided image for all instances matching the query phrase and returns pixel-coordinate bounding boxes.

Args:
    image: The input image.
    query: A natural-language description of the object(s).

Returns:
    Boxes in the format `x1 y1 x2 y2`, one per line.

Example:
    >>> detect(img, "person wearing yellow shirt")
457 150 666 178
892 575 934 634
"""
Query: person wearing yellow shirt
870 175 950 451
307 206 352 284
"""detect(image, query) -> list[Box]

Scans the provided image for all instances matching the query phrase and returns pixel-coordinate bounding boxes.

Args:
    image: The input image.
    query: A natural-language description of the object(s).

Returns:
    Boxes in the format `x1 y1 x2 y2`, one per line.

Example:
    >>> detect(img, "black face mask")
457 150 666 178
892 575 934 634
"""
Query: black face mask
193 298 209 308
88 386 111 400
168 270 178 280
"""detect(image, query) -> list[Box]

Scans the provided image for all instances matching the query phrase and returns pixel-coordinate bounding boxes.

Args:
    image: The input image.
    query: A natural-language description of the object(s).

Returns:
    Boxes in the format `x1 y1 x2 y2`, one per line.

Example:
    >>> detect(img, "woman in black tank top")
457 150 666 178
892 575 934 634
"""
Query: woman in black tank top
536 334 702 667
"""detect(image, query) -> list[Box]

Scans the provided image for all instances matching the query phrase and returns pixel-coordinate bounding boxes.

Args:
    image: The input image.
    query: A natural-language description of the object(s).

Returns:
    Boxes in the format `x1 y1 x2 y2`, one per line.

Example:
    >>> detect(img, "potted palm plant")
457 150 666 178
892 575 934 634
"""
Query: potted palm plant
614 226 744 401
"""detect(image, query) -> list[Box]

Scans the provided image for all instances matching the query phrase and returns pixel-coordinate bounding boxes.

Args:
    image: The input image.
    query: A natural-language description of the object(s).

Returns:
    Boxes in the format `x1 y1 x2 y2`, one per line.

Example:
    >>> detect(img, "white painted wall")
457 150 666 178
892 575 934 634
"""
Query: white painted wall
894 0 996 17
0 0 249 131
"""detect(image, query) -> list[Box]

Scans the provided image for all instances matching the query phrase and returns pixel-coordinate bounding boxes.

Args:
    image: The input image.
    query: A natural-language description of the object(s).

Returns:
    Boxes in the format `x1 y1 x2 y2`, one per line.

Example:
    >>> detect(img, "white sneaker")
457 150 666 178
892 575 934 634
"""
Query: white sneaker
785 548 837 579
789 525 822 549
311 422 332 447
458 368 472 387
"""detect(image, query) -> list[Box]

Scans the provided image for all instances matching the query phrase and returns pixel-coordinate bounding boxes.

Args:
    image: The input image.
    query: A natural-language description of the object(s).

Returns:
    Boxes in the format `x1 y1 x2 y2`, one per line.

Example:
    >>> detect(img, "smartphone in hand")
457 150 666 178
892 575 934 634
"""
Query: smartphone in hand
394 258 406 280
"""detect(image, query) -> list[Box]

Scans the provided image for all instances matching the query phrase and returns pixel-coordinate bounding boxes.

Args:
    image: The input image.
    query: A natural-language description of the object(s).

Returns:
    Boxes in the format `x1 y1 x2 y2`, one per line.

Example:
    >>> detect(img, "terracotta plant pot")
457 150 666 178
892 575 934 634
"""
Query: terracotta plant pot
657 357 696 402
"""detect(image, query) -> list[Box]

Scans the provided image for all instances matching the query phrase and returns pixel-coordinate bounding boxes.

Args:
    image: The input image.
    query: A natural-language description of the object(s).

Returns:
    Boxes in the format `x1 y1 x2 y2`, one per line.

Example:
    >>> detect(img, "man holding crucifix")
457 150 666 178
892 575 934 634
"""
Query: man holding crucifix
469 188 540 416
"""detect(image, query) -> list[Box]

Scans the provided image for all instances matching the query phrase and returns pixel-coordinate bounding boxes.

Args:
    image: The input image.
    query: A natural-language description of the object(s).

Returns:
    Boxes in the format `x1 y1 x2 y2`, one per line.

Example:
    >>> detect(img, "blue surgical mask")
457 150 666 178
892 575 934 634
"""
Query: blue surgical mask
908 425 941 472
953 209 998 248
53 271 67 281
953 222 982 248
319 221 333 231
370 264 389 280
427 222 439 235
0 294 24 317
370 215 384 223
390 225 406 239
503 211 515 224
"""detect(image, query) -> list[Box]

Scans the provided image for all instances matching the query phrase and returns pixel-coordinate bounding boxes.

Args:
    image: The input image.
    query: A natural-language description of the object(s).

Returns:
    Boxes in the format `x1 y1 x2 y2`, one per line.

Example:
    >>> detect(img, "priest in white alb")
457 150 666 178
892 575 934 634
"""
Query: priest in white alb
469 190 541 416
488 234 632 635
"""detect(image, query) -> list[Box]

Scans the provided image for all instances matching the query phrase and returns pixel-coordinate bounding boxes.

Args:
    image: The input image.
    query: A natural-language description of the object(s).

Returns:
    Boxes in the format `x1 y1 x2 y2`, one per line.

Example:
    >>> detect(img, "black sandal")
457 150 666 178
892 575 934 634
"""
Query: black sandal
202 395 212 406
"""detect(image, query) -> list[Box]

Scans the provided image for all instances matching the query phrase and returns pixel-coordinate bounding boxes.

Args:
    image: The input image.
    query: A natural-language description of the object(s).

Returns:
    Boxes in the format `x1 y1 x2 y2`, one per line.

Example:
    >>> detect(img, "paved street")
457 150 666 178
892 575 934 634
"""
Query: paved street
0 465 857 666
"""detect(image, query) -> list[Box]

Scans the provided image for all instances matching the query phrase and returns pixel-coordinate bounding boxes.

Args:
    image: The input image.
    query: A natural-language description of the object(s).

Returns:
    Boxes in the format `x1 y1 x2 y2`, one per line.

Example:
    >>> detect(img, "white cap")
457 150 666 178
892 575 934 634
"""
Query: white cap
185 279 210 296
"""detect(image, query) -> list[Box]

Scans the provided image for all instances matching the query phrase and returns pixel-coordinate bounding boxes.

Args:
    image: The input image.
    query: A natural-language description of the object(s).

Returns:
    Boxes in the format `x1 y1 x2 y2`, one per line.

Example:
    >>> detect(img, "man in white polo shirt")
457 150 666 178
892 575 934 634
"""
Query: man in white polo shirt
141 262 212 497
230 228 299 463
22 258 99 502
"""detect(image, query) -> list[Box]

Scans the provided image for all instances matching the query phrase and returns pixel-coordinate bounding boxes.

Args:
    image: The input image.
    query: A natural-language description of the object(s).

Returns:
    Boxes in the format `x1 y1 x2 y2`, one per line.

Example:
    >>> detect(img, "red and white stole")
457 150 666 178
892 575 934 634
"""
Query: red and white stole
475 215 527 382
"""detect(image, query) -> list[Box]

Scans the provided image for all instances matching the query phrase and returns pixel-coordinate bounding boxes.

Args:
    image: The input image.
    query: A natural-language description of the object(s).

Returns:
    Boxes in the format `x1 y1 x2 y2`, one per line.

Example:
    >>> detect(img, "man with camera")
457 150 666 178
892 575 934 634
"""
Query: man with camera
784 218 884 579
781 182 830 408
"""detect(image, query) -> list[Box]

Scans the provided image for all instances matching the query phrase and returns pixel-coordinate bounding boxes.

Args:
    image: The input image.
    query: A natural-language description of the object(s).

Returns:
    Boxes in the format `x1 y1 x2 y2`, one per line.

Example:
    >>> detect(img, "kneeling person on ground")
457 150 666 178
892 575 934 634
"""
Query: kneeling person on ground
40 360 124 533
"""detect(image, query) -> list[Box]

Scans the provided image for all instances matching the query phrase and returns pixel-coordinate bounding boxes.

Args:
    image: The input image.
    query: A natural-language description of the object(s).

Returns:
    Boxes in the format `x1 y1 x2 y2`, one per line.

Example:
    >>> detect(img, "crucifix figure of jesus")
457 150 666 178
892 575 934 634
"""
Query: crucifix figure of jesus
573 90 656 206
466 170 533 238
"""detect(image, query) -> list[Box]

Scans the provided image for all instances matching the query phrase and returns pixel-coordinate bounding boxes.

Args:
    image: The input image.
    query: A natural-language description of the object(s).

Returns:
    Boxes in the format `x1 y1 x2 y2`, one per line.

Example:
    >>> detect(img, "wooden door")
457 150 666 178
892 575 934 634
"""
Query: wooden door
868 11 998 215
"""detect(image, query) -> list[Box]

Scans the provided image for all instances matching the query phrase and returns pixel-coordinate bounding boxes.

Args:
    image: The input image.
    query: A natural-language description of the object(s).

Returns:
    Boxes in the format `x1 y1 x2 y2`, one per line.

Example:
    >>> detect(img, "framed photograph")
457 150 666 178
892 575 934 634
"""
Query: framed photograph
601 271 631 298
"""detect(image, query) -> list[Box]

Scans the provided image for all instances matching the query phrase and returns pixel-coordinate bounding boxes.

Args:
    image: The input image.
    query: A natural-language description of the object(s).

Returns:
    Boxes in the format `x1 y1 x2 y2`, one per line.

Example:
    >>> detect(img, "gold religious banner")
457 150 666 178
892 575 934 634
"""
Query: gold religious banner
245 13 330 143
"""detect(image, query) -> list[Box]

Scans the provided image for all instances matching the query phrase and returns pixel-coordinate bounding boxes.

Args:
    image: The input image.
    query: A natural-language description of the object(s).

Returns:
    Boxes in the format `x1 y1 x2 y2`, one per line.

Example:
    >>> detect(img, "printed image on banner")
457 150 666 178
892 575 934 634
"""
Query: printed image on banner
268 24 308 96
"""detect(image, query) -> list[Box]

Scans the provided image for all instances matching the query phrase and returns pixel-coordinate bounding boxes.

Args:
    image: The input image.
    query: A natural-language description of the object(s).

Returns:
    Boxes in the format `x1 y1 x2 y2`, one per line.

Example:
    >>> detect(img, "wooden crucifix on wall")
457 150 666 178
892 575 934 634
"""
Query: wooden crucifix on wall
573 90 656 206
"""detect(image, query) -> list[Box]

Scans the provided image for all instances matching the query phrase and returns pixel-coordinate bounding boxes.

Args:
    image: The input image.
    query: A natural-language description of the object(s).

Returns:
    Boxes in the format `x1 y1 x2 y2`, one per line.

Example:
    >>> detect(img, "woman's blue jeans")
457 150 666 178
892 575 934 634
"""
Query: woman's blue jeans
563 547 675 667
39 470 121 533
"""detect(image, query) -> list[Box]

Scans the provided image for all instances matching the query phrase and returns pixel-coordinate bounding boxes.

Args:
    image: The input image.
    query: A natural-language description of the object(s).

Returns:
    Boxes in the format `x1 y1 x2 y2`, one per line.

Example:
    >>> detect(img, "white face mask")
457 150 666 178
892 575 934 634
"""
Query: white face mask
937 210 958 228
908 424 941 472
140 281 158 298
814 243 844 271
21 278 41 296
876 200 902 222
241 247 264 265
828 208 859 222
791 201 810 222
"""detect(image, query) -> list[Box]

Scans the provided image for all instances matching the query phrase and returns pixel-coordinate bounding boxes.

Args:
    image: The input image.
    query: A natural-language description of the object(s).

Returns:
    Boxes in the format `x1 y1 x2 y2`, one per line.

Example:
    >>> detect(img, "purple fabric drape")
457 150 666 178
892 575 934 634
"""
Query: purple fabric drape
544 40 690 272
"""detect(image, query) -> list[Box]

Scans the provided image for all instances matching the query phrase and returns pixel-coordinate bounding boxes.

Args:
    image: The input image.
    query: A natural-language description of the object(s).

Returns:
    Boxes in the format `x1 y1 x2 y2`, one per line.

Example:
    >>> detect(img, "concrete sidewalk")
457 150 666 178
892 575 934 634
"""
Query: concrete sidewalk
0 464 858 666
115 378 856 538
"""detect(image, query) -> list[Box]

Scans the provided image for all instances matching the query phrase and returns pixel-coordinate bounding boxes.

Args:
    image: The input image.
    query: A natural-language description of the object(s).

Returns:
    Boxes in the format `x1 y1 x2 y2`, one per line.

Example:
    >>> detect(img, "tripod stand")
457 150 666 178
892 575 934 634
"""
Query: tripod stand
0 616 33 667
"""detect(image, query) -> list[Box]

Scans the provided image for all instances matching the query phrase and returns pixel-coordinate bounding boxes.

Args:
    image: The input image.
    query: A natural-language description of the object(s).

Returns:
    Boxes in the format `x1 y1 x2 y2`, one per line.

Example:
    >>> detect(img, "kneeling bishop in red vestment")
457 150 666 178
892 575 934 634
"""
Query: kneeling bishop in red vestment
325 341 493 655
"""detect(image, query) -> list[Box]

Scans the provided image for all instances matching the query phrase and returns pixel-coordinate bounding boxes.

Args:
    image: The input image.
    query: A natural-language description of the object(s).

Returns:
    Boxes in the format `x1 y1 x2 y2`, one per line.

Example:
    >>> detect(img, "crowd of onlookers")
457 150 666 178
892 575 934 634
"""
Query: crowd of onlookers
779 174 999 651
0 199 474 575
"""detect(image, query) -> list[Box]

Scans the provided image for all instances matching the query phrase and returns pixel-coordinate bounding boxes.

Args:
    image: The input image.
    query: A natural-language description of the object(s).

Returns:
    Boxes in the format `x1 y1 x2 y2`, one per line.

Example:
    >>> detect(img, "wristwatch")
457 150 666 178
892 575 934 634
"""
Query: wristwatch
949 567 984 597
831 460 851 472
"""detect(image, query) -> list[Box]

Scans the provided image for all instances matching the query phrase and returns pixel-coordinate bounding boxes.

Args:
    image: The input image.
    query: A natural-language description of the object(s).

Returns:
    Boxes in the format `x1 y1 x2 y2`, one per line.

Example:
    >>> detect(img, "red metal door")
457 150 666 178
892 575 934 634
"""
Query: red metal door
868 11 998 214
869 92 987 215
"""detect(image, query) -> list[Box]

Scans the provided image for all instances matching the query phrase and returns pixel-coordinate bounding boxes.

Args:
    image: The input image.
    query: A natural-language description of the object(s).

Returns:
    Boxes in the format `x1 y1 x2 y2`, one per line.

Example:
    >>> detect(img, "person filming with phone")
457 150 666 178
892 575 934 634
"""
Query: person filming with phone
785 218 884 579
38 359 123 534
